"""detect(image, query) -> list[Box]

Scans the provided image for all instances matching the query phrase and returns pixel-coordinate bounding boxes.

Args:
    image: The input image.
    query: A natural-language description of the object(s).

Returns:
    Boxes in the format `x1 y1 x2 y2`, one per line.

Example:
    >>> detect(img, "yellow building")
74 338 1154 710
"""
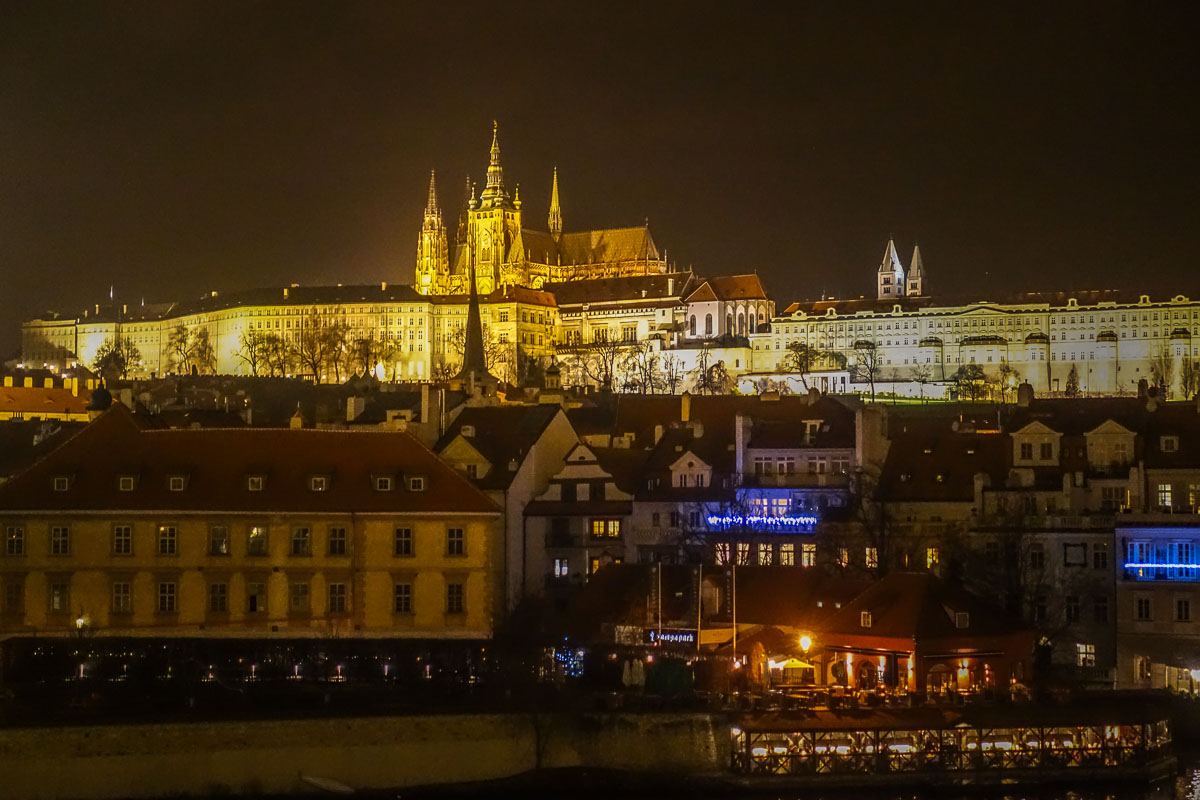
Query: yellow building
0 405 502 639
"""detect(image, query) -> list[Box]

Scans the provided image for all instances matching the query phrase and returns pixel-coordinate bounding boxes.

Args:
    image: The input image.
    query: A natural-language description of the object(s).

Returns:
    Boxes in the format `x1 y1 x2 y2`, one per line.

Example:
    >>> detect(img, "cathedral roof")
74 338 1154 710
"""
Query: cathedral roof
517 225 663 268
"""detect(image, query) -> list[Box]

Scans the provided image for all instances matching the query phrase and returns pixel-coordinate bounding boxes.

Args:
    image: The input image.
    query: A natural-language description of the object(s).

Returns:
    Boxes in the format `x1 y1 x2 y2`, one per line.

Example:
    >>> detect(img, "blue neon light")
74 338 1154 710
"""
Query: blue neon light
706 513 818 531
1124 563 1200 570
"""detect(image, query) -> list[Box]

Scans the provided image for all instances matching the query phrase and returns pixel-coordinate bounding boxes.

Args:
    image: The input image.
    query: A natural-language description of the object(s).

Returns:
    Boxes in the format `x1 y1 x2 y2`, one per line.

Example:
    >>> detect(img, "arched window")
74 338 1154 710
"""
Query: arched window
738 312 746 335
689 315 697 335
726 314 733 333
705 314 713 335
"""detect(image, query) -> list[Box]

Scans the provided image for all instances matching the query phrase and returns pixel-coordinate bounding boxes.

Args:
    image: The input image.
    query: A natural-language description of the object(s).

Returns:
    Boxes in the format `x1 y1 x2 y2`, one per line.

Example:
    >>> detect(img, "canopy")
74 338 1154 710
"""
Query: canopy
768 656 815 670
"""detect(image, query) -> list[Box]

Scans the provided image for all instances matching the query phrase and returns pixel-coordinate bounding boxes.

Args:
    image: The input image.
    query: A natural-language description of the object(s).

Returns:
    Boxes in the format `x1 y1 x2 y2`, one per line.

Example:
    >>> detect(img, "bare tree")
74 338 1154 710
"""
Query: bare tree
619 340 663 394
1181 354 1200 400
952 363 988 402
167 324 216 375
1064 364 1081 398
92 337 143 381
260 333 294 377
660 352 685 395
909 362 932 402
997 362 1020 402
1150 347 1174 396
850 340 882 401
294 309 340 382
235 330 270 376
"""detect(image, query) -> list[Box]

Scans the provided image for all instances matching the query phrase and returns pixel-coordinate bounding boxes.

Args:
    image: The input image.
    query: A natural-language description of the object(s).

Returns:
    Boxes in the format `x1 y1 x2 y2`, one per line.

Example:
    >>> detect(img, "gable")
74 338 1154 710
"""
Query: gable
1085 419 1134 437
439 436 490 466
1012 421 1060 437
669 450 711 473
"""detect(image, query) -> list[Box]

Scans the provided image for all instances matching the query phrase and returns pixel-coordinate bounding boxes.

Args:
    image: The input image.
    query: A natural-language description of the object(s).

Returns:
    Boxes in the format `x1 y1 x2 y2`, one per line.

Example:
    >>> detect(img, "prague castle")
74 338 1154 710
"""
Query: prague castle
415 122 666 295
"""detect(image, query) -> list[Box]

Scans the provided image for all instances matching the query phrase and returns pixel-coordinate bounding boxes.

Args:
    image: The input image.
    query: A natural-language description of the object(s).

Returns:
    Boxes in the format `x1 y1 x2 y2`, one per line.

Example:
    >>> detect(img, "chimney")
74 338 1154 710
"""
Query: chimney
667 277 675 295
420 383 430 425
1146 387 1159 413
653 424 664 445
346 396 366 423
734 412 750 478
290 409 306 429
381 281 388 291
70 378 79 397
680 391 691 423
1016 381 1034 407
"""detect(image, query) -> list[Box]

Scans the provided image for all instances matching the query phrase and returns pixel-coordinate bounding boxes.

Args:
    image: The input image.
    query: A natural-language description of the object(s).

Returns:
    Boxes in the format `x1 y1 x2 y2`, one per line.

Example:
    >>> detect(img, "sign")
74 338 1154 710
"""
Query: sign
646 628 698 646
706 513 818 532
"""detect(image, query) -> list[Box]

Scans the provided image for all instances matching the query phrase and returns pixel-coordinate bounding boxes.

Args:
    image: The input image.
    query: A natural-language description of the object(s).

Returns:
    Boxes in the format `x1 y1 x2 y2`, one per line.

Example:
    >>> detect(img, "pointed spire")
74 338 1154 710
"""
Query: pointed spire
909 244 925 276
454 258 496 386
878 238 904 273
424 170 439 216
481 120 507 203
548 166 562 240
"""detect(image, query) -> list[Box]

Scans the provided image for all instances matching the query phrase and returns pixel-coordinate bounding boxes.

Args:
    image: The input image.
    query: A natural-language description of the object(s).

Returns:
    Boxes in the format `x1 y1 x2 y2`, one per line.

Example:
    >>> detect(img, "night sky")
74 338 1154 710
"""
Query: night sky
2 1 1198 356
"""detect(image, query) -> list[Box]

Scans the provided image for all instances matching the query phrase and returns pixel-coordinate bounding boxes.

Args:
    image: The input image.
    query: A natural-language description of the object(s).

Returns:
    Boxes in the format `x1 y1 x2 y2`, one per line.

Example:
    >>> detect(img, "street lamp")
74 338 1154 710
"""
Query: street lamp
799 634 812 654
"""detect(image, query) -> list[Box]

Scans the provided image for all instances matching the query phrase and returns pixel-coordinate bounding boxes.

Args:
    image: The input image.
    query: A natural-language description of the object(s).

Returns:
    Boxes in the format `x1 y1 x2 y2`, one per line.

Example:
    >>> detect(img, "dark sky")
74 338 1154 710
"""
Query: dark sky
2 1 1199 355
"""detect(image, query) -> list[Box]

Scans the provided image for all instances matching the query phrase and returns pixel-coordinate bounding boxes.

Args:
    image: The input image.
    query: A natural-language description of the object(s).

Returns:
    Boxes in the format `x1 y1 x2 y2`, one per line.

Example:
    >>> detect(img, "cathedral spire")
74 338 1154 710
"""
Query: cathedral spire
424 170 439 217
481 120 507 203
876 238 907 300
548 166 562 240
454 257 497 388
907 244 926 296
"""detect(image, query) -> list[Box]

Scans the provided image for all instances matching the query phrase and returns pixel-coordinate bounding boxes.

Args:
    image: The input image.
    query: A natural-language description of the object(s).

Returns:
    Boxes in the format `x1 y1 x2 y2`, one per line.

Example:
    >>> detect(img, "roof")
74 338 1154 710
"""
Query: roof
0 404 499 515
819 571 1030 649
878 416 1009 503
435 405 564 489
780 289 1195 318
0 385 91 416
0 420 86 479
685 274 768 303
545 272 695 307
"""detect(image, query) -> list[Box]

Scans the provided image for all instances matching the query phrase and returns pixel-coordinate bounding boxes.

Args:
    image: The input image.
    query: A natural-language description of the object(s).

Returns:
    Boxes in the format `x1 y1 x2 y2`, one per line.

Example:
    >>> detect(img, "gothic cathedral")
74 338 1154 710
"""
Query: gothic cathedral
414 122 669 295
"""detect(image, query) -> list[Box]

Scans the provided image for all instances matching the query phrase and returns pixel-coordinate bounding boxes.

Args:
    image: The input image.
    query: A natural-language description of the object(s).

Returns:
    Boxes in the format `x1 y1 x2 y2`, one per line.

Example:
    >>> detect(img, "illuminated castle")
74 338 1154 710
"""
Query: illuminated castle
414 122 667 295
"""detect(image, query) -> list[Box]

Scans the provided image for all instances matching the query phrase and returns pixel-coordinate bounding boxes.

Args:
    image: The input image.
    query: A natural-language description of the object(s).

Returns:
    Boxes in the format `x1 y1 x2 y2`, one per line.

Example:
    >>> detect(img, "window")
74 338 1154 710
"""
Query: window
1076 643 1096 668
209 583 228 612
1178 598 1192 622
1063 543 1087 567
1033 595 1047 622
328 583 347 613
1065 595 1080 623
926 547 939 569
1158 483 1174 510
157 525 177 556
1039 442 1053 460
1136 597 1153 621
209 525 229 556
554 557 570 578
651 512 660 527
779 543 795 566
48 581 69 614
248 525 268 556
836 547 849 568
247 582 267 613
465 463 478 479
51 525 70 556
4 579 24 615
4 526 23 556
447 527 465 556
714 542 731 565
1093 596 1108 622
118 476 135 492
409 477 425 491
247 475 264 492
290 527 311 556
860 611 872 628
801 543 817 568
53 476 70 492
111 582 132 614
1020 443 1033 460
290 583 310 614
446 582 465 614
310 476 328 492
591 519 621 538
157 582 177 613
168 476 185 492
1093 544 1109 570
394 582 412 613
736 542 751 565
1162 435 1180 453
758 543 774 566
113 524 133 555
394 527 413 556
1029 544 1044 570
955 612 970 629
375 476 393 492
865 547 879 569
328 527 347 556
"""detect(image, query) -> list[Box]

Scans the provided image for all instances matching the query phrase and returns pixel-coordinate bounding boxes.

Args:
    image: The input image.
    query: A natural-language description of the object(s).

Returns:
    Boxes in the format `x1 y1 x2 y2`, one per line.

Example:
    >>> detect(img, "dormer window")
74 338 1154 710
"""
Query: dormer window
118 476 136 492
409 476 426 492
247 476 265 492
168 476 186 492
52 476 70 492
1162 435 1180 453
461 425 475 437
374 476 393 492
860 611 872 628
310 476 328 492
955 611 970 629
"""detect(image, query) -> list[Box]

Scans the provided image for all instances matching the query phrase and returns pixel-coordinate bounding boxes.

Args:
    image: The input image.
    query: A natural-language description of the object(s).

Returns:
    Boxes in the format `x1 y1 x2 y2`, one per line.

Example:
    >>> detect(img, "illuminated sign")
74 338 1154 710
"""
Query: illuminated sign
706 513 818 532
646 629 698 645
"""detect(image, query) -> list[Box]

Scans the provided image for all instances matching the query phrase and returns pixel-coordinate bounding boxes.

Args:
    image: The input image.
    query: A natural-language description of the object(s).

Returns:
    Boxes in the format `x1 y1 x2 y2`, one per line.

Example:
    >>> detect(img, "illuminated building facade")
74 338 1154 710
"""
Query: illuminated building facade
0 405 502 639
414 123 667 296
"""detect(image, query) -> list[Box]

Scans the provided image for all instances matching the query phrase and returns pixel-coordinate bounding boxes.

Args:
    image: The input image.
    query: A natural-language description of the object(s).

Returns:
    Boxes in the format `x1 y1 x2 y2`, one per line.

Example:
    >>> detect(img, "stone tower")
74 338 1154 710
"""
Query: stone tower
907 244 926 296
467 122 524 294
414 171 449 295
548 167 562 242
876 238 906 300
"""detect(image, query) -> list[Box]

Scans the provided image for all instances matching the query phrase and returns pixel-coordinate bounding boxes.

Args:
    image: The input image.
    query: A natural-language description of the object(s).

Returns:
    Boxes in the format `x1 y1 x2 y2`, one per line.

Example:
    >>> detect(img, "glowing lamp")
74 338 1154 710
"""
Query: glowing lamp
799 634 812 653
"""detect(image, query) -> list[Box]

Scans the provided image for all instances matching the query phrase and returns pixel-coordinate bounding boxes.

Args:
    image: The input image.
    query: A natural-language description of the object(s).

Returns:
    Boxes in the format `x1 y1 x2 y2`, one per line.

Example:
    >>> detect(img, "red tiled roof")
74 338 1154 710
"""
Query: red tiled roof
0 405 498 515
686 274 768 303
0 386 91 416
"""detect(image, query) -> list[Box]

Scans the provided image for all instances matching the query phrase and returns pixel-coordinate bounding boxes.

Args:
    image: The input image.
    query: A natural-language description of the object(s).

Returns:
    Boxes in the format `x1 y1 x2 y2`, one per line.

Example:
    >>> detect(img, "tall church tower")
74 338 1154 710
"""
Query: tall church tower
467 122 525 294
415 171 449 295
548 167 562 241
876 238 906 300
907 244 926 296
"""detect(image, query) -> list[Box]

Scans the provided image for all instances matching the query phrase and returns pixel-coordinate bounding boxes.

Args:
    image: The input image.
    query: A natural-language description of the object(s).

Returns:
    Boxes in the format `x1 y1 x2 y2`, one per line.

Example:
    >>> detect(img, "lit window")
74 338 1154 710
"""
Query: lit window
248 525 268 556
801 543 816 568
860 611 872 628
736 542 751 565
554 558 570 578
5 526 25 556
310 476 328 492
157 525 177 556
758 543 773 566
590 519 621 538
714 542 731 565
1158 483 1174 510
926 547 939 569
209 525 229 556
1076 642 1096 668
836 548 849 568
780 543 795 566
